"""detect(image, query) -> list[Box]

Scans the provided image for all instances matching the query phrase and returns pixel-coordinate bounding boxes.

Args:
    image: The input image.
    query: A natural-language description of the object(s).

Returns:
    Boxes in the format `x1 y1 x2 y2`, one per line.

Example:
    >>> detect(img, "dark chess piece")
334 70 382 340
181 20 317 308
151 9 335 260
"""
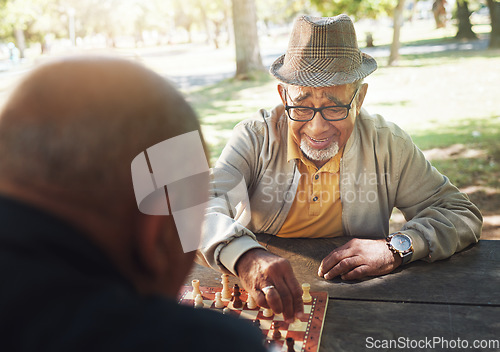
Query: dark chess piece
271 321 281 340
232 283 243 308
286 337 295 351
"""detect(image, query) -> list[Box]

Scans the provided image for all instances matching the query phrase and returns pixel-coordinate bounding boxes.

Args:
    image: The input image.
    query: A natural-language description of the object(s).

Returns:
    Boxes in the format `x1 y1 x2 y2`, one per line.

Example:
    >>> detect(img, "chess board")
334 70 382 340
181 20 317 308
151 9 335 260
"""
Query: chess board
178 285 328 352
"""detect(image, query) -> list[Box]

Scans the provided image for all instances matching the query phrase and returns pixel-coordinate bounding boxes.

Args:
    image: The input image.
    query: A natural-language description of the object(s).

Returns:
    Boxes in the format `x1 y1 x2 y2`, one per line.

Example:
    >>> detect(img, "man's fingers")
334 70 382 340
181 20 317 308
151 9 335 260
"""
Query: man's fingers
254 290 269 309
318 247 350 277
323 256 360 280
285 274 304 320
340 265 369 281
262 284 283 315
273 278 296 322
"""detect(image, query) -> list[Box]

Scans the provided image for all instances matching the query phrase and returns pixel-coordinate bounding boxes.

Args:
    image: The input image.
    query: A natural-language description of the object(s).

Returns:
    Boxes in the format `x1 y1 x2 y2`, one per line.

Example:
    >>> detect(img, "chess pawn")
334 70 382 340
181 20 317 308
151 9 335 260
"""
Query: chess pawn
194 294 204 308
192 279 202 298
232 284 243 309
246 294 257 309
286 337 296 352
302 283 312 303
214 292 224 308
263 308 274 317
223 307 231 315
271 321 281 340
221 274 231 300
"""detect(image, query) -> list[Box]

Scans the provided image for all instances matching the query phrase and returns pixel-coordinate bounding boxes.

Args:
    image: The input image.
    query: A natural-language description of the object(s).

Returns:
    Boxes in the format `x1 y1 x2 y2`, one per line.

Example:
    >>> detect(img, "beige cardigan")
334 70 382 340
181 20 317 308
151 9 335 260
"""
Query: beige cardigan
197 105 482 275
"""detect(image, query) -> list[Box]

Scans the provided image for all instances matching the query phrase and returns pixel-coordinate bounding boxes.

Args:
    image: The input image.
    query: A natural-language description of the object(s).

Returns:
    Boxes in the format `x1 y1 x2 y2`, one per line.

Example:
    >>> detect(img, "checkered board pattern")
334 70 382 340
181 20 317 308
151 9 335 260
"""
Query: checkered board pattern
178 286 328 352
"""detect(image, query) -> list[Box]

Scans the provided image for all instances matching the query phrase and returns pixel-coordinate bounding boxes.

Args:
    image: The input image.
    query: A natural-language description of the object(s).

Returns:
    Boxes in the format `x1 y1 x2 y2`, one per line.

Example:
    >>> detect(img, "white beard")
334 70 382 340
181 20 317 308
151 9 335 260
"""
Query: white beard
300 137 339 162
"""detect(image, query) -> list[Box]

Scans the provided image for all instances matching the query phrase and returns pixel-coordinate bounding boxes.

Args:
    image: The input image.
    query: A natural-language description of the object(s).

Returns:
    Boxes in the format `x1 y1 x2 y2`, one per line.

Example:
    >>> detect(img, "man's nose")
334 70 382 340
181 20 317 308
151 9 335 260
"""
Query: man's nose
306 111 330 134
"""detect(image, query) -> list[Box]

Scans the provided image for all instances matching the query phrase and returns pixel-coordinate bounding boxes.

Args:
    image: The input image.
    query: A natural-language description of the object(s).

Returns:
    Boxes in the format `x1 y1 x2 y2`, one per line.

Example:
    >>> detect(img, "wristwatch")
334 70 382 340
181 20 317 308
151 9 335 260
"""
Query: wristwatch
386 232 413 265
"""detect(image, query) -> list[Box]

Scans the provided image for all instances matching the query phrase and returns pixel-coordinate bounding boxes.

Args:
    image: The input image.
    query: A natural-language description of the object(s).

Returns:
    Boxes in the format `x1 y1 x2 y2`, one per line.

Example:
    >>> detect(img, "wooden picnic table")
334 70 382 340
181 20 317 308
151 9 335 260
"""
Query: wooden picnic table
187 237 499 351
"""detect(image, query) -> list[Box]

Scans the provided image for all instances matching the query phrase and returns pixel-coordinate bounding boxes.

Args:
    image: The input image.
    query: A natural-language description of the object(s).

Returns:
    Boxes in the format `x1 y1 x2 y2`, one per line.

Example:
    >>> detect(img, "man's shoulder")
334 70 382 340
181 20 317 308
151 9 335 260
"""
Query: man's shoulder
234 105 286 135
357 108 411 142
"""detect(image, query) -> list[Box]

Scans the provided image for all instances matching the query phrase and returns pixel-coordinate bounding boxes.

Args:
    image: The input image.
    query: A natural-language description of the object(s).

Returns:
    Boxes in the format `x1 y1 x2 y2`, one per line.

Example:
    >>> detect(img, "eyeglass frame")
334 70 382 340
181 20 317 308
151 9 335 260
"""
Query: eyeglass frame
283 87 360 122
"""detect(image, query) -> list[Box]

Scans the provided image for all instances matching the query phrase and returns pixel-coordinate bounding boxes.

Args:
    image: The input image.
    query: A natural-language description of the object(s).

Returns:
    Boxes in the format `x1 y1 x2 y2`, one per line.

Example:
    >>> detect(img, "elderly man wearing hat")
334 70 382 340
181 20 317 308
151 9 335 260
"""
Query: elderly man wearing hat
198 15 482 322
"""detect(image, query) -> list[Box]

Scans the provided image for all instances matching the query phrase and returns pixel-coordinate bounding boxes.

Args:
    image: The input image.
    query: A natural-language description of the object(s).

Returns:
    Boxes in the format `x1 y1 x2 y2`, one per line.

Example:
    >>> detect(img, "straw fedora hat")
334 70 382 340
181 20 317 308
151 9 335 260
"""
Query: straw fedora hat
270 14 377 87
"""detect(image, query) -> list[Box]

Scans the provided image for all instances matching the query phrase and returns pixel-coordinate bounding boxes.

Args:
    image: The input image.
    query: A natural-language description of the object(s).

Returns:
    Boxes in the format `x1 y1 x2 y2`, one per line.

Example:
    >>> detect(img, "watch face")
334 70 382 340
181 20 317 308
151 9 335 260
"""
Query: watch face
391 234 412 252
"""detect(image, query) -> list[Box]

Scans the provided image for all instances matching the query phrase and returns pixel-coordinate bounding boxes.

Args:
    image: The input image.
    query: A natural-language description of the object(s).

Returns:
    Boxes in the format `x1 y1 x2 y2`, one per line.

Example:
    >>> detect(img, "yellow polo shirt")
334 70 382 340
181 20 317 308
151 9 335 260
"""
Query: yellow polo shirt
276 132 344 238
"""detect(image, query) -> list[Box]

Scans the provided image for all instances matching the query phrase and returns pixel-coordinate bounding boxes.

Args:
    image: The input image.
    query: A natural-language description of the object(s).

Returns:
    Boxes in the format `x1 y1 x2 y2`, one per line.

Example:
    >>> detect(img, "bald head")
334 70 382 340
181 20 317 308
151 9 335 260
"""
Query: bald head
0 57 203 214
0 57 207 296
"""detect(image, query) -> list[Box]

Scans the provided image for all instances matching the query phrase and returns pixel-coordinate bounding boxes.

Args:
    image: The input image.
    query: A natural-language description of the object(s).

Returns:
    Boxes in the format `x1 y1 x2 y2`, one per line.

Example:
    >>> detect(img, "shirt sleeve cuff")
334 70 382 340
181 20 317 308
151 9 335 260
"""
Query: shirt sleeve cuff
219 235 266 276
403 229 430 263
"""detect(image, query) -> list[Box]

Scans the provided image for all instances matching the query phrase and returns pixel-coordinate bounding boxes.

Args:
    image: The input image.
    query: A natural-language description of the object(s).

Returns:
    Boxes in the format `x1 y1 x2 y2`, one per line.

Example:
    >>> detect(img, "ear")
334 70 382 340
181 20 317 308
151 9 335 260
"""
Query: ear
135 214 170 279
355 83 368 116
277 84 286 105
134 213 195 297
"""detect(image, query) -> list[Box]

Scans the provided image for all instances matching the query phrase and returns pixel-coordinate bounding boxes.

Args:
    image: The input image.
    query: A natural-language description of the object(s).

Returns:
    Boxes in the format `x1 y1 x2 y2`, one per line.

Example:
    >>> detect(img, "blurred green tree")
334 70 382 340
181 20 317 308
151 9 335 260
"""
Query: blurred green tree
0 0 64 57
232 0 263 78
310 0 394 19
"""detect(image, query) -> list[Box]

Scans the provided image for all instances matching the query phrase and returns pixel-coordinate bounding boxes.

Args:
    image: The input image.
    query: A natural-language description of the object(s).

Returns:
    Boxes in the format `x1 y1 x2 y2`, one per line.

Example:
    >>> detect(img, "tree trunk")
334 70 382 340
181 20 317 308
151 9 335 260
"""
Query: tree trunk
197 0 213 46
14 28 26 59
231 0 263 78
388 0 406 66
487 0 500 48
455 0 477 39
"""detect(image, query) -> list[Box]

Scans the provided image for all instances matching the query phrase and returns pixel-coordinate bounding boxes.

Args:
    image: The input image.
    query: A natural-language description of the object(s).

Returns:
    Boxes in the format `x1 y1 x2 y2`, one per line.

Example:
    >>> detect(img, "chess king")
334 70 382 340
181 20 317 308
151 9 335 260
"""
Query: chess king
197 14 482 322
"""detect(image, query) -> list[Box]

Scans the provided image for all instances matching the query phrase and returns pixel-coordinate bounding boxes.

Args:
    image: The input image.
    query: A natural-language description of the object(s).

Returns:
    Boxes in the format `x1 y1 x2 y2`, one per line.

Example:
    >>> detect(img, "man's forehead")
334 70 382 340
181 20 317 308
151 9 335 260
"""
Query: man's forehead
286 85 350 104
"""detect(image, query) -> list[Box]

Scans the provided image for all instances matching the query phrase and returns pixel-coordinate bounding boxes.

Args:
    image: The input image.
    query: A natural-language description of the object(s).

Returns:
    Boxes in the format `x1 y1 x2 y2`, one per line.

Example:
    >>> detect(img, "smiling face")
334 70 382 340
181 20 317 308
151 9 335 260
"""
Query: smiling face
279 83 367 168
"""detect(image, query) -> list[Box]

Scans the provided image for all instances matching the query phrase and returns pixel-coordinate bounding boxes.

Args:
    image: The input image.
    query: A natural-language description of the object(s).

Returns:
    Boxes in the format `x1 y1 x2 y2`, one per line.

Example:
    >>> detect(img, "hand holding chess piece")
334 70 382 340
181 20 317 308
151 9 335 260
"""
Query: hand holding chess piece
235 249 304 323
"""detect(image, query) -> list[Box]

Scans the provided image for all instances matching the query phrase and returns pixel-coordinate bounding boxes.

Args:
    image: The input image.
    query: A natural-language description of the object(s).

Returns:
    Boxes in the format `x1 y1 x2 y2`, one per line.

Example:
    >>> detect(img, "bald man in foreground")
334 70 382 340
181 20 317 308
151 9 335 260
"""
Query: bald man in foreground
0 58 265 351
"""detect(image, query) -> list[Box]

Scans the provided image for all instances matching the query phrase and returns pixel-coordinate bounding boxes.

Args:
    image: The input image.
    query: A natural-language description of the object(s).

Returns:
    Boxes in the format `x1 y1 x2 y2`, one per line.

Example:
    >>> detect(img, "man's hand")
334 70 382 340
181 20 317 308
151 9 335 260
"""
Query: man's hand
235 248 304 322
318 238 402 280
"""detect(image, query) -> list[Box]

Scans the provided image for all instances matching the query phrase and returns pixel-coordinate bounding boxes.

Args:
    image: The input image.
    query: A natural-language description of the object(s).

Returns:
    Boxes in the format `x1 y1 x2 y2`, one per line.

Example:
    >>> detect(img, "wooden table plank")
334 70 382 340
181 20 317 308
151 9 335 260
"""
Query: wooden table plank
188 237 499 306
320 300 500 352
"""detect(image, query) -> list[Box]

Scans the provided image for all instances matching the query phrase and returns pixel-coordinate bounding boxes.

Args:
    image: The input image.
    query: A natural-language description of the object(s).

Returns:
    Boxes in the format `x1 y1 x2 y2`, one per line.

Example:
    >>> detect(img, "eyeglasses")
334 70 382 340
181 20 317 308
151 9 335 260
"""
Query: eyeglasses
284 87 359 122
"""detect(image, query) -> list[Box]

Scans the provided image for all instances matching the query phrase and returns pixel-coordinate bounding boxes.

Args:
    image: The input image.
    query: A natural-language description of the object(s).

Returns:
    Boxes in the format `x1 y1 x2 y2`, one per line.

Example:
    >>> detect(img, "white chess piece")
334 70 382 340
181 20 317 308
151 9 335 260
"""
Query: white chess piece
221 274 231 300
302 283 312 303
263 308 274 317
223 307 231 315
194 294 204 308
214 292 224 308
192 279 202 298
246 294 257 309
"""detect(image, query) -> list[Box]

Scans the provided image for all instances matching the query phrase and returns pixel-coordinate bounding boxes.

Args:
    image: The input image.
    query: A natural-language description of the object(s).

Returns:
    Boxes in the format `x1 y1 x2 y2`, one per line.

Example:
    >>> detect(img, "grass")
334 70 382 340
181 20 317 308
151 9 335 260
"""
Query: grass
187 70 279 164
412 117 500 189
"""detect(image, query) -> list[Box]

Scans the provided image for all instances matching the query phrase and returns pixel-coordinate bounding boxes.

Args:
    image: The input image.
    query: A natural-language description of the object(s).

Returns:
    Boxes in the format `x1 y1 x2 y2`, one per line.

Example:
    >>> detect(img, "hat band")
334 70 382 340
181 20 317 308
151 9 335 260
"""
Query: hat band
287 46 359 56
285 56 362 74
